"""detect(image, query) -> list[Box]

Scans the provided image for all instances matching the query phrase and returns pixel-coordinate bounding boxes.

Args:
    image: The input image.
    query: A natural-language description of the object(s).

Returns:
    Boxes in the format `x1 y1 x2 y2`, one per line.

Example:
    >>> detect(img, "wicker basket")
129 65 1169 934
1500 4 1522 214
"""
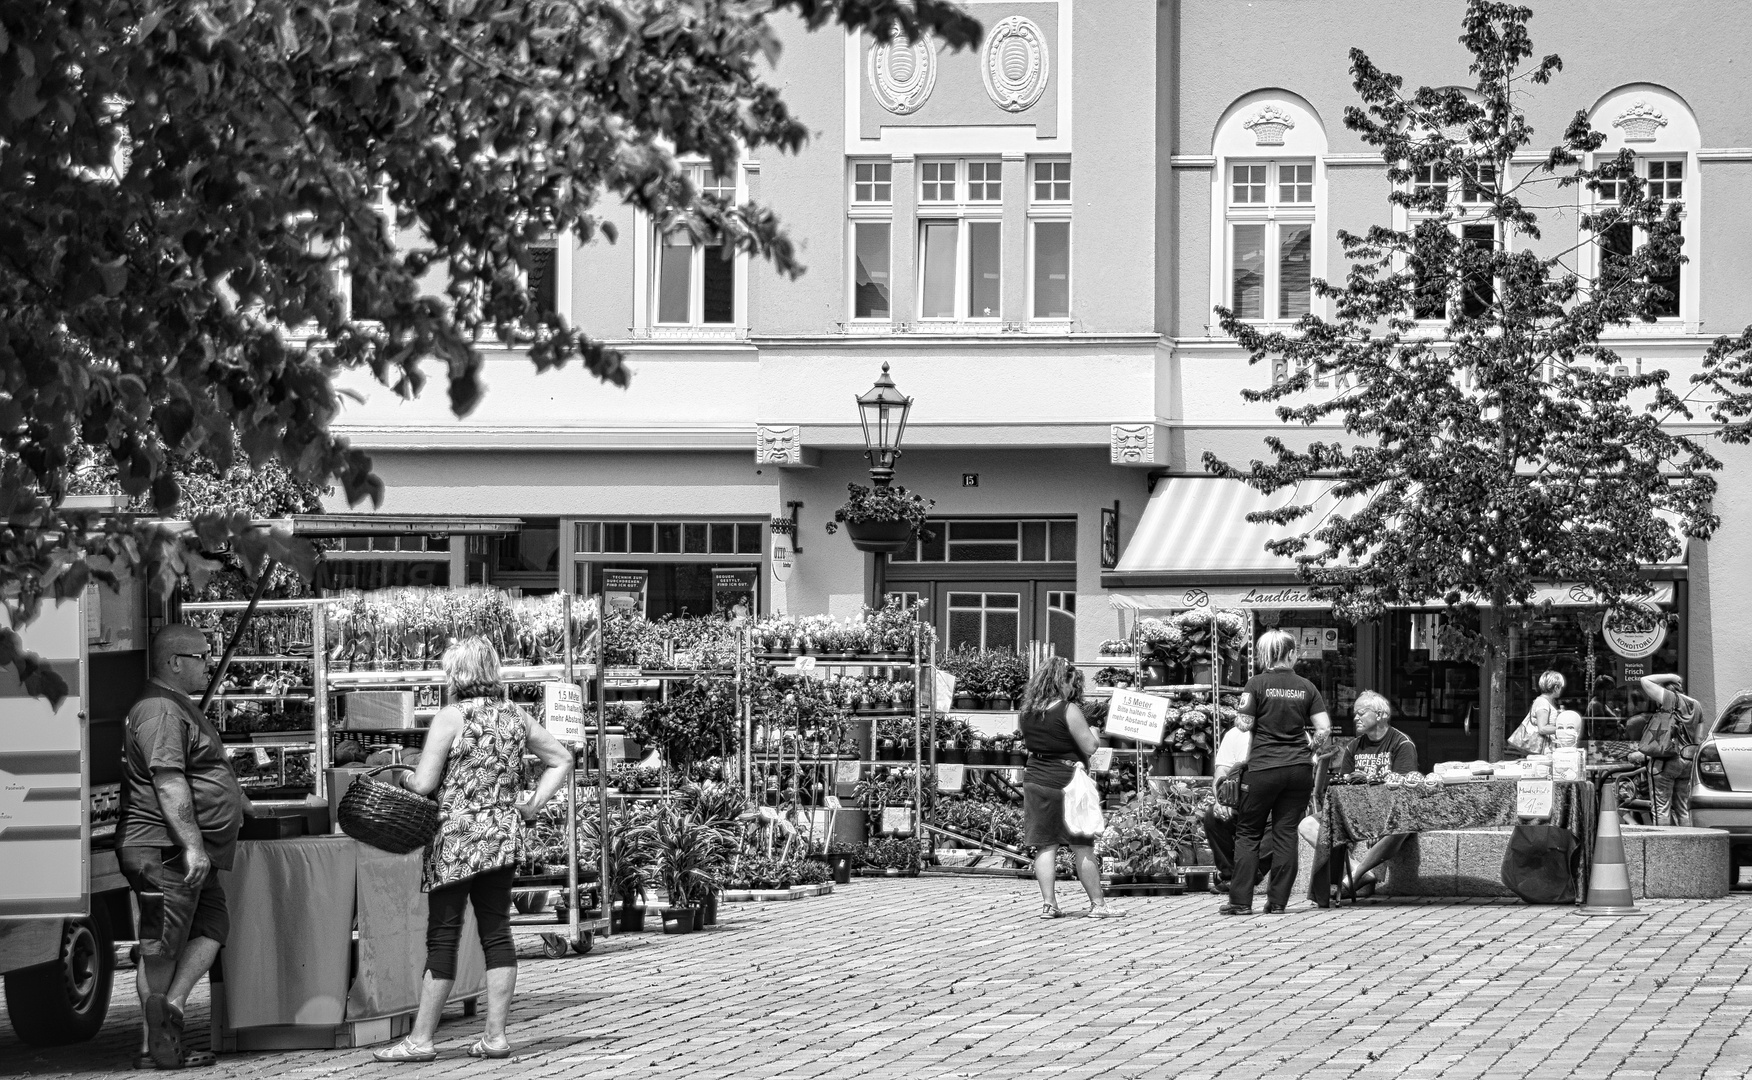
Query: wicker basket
338 764 439 854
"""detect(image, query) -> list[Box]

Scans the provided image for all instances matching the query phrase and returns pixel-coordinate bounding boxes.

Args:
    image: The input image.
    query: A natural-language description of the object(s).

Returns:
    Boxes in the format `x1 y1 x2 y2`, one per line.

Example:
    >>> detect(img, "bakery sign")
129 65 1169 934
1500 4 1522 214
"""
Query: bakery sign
1603 605 1668 659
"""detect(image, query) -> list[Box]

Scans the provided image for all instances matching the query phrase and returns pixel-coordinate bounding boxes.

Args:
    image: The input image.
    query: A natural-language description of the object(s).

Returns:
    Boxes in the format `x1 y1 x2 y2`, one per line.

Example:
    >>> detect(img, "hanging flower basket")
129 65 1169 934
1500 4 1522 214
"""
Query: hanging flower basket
844 519 914 553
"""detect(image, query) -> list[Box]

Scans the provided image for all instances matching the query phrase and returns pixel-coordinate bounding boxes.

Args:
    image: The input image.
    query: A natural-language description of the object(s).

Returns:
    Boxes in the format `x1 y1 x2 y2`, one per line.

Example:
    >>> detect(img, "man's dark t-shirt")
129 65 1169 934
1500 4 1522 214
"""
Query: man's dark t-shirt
121 681 246 869
1236 671 1328 771
1340 726 1420 776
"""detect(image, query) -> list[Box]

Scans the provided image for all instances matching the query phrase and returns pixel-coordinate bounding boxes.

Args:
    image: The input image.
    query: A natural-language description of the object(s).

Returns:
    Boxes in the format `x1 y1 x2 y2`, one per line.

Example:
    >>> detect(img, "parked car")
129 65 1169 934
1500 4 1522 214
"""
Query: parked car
1688 689 1752 876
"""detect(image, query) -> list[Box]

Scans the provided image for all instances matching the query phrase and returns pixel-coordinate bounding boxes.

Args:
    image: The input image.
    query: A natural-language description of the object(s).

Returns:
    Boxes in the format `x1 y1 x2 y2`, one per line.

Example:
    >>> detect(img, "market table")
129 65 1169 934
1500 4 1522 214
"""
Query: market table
1310 779 1596 907
209 835 486 1050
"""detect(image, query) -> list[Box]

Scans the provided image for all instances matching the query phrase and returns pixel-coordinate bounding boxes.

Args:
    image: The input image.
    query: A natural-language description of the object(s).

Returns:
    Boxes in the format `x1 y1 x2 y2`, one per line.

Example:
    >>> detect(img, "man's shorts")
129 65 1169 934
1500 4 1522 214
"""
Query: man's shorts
119 847 230 958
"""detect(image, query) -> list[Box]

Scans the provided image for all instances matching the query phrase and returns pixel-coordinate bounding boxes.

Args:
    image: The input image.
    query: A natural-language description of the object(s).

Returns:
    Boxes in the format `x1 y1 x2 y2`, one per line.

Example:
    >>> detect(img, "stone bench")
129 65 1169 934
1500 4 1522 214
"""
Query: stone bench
1353 826 1731 900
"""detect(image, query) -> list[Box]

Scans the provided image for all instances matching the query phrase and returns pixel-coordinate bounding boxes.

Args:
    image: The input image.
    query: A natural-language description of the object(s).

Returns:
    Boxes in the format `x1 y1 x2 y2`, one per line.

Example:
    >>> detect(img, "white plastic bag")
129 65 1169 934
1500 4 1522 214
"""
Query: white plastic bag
1063 764 1106 837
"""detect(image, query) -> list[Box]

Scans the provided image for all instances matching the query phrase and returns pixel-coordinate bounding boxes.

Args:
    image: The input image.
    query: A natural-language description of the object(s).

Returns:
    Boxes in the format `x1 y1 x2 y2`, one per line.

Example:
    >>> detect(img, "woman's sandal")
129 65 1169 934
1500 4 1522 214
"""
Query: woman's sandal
1037 903 1063 919
466 1038 513 1060
132 1049 216 1069
372 1038 439 1063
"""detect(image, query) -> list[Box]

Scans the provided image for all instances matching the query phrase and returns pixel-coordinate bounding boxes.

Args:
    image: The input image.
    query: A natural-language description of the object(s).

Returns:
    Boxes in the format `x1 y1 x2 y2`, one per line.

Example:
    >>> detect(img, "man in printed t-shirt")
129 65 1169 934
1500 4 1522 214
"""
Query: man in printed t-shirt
1330 691 1418 898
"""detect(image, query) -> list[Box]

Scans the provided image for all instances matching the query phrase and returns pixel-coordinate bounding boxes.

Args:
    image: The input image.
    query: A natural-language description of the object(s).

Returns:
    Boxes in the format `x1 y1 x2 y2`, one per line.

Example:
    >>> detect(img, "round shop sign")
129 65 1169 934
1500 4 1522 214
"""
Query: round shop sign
1603 606 1667 659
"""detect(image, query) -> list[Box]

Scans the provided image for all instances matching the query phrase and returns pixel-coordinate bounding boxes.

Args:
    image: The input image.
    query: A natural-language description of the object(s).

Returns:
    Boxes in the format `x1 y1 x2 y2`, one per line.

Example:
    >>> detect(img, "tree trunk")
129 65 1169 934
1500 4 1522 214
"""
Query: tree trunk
1481 596 1510 760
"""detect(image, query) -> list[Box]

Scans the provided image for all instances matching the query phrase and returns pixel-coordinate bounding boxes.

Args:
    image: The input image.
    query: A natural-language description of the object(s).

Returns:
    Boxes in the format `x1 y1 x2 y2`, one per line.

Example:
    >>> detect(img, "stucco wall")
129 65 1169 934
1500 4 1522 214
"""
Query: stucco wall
857 5 1059 139
1688 441 1752 724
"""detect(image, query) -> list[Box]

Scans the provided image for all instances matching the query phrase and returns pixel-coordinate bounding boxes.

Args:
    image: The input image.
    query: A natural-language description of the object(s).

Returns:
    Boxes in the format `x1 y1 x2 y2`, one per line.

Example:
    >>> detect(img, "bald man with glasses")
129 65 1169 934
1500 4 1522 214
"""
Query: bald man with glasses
118 625 247 1069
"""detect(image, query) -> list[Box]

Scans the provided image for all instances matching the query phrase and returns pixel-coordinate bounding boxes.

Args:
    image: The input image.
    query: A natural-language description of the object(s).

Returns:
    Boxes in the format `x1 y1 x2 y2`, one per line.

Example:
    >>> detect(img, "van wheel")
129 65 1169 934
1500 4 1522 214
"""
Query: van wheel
4 908 115 1045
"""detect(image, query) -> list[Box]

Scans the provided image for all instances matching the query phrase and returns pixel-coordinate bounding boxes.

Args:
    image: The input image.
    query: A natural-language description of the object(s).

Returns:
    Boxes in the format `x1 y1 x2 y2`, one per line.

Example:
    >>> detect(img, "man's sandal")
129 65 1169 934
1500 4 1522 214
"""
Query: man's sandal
466 1038 513 1059
143 995 181 1069
372 1038 439 1063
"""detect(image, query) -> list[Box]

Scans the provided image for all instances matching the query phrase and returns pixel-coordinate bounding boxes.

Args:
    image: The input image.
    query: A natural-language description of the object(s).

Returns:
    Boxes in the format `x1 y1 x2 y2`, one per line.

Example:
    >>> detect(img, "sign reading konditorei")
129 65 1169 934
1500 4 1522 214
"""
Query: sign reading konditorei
1105 689 1171 746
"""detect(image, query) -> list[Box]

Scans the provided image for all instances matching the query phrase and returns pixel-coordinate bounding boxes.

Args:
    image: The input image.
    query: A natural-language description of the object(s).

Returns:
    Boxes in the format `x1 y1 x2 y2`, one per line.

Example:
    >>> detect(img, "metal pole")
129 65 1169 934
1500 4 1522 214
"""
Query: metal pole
564 592 579 945
594 596 611 939
200 562 275 712
312 601 329 802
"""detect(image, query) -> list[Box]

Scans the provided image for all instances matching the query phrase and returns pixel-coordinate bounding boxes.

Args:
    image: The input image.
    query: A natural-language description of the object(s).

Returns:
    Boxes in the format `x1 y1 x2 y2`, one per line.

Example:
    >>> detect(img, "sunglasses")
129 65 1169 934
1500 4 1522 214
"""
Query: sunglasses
176 652 214 664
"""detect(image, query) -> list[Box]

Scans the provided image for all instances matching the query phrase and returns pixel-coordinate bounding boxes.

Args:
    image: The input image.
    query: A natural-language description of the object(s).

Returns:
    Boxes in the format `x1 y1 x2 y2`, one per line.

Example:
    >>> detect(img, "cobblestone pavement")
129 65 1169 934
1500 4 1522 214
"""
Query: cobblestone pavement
6 877 1752 1080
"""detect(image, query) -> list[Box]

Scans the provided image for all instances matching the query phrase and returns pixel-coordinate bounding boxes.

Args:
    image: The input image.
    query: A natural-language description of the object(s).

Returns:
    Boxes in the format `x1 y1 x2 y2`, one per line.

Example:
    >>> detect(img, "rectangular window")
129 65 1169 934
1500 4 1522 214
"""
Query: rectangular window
528 245 559 316
1033 160 1071 202
657 229 692 323
1277 163 1313 204
1461 163 1497 204
657 523 682 554
1277 224 1312 320
967 161 1002 202
1648 159 1683 202
709 523 735 554
921 161 956 202
1461 223 1495 319
701 169 735 202
1412 164 1448 204
1231 223 1267 319
629 523 655 554
1033 221 1070 319
701 243 734 324
1048 520 1077 561
948 593 1021 652
349 263 393 322
967 221 1002 319
853 223 891 319
683 523 708 554
919 221 959 319
854 161 892 203
1230 163 1266 204
892 519 1076 562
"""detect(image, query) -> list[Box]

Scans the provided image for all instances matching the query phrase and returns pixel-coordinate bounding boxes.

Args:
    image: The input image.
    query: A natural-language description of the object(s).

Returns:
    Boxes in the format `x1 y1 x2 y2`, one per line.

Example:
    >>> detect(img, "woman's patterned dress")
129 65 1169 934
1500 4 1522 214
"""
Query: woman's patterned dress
422 698 528 891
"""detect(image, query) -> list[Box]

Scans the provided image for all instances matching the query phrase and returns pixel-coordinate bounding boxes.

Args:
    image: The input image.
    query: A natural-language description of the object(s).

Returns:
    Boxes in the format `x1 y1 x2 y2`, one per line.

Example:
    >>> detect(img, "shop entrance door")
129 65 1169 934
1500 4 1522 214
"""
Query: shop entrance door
889 579 1077 657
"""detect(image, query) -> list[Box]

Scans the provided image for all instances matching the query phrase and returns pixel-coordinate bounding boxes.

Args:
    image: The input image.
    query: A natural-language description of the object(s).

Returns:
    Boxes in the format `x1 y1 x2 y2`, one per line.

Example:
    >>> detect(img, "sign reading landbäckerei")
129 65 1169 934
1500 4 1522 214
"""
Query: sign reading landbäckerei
1129 581 1676 612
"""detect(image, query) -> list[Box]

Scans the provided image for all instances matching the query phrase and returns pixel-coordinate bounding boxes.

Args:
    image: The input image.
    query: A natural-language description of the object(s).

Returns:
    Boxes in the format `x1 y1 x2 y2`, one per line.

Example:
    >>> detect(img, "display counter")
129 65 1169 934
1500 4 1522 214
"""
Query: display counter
210 835 485 1050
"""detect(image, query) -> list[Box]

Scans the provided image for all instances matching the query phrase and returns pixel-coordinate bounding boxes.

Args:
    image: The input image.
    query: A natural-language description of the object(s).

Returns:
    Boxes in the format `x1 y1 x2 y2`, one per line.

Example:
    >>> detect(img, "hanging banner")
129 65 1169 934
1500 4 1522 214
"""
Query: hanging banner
713 567 758 620
1112 581 1675 613
1105 690 1172 746
602 570 649 618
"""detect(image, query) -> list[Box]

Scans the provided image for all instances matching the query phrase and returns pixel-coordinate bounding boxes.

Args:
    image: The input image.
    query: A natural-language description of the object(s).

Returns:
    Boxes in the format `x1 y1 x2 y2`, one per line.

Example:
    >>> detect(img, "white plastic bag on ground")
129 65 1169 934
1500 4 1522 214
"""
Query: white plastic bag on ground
1063 764 1106 837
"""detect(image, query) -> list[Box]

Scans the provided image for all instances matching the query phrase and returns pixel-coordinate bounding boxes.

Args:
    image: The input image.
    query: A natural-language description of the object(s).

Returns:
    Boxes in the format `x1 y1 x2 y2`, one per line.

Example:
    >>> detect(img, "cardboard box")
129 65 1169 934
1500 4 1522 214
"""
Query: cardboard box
344 691 418 730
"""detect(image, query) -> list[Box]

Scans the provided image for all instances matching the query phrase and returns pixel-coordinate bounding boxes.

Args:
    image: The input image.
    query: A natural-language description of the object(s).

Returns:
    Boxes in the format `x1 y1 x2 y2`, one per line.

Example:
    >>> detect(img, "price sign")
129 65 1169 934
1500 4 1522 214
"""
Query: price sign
881 806 914 836
543 682 585 746
824 795 843 810
1087 748 1114 774
1516 779 1554 819
834 760 862 787
1106 690 1172 746
791 655 822 678
935 764 966 792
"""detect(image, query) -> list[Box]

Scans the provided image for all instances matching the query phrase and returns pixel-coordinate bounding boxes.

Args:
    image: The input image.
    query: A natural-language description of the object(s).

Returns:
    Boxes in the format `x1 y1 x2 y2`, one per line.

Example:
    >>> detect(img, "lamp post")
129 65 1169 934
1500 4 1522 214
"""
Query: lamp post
854 363 913 606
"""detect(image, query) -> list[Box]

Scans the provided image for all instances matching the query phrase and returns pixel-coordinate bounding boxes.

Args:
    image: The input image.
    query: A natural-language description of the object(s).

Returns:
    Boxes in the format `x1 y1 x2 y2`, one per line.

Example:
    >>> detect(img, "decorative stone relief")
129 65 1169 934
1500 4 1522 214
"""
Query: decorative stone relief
755 425 802 466
982 17 1050 113
868 31 938 115
1613 100 1668 142
1110 424 1156 465
1243 104 1297 147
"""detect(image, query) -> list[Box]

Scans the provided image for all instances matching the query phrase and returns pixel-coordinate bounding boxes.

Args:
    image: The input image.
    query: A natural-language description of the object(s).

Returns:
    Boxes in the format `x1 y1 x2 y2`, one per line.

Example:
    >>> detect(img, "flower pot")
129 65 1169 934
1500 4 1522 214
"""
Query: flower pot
829 854 853 885
1184 871 1212 893
1007 752 1028 767
1191 662 1213 685
845 519 914 554
611 906 647 933
692 905 707 931
953 694 979 711
988 696 1013 711
660 906 695 935
937 747 965 764
702 893 719 925
1172 752 1205 776
1143 662 1170 686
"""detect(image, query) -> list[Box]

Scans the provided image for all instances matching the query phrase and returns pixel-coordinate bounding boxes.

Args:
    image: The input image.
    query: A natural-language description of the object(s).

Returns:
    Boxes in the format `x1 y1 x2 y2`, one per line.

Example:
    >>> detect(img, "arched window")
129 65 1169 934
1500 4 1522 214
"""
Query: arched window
1210 92 1328 326
1585 84 1699 327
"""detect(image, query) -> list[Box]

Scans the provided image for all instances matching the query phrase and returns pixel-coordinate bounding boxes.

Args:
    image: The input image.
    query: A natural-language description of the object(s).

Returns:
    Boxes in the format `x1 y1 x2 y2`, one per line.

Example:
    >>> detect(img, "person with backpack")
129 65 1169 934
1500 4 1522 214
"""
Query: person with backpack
1627 673 1703 827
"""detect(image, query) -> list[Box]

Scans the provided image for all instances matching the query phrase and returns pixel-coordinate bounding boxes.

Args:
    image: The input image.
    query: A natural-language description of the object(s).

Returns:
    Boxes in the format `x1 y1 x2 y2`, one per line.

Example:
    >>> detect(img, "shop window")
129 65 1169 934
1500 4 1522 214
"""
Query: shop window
575 520 764 556
948 592 1020 651
495 518 560 573
1047 591 1076 658
892 518 1076 563
575 563 754 621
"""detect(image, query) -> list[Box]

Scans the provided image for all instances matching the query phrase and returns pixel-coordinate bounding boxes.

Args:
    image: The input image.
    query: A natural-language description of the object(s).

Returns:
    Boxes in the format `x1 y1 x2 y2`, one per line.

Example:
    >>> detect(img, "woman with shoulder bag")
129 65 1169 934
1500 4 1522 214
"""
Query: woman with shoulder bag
1019 657 1123 920
1220 630 1332 916
1507 671 1565 756
370 637 574 1062
1628 673 1703 826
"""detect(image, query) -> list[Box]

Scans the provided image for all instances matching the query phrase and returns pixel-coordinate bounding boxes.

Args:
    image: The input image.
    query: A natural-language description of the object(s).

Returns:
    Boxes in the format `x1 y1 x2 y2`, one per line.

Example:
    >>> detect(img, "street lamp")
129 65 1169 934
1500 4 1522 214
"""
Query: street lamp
856 362 912 488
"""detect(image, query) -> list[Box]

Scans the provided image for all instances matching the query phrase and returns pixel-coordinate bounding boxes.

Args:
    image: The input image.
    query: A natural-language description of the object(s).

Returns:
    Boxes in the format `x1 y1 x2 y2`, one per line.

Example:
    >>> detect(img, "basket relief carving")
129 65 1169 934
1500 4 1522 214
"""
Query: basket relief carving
1243 104 1297 147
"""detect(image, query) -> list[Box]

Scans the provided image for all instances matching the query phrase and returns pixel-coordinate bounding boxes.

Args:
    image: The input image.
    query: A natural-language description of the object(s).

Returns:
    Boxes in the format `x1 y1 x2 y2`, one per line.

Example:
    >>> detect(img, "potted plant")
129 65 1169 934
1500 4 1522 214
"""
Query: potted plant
583 810 658 933
824 483 934 554
824 839 856 885
985 650 1028 710
655 806 722 934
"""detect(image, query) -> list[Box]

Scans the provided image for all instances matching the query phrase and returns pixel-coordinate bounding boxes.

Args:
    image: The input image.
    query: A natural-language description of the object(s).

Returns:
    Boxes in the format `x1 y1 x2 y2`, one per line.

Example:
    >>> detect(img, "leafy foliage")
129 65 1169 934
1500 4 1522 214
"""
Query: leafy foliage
0 0 982 692
1206 1 1718 752
823 483 934 534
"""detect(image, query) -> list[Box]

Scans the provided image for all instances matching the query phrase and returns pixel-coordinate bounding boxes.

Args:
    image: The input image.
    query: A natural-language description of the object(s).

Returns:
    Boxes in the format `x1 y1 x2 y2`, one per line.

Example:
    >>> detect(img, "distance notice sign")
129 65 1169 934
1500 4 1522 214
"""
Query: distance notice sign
1105 689 1171 746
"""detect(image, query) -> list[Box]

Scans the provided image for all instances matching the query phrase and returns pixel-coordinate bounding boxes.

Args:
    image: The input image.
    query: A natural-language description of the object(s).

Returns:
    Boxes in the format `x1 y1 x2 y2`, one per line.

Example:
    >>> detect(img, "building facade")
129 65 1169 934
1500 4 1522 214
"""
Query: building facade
328 0 1752 762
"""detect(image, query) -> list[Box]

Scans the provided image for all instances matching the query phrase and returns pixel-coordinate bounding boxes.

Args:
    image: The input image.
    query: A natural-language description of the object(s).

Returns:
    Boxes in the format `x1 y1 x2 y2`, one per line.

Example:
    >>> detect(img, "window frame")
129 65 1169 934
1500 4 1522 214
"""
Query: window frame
847 158 896 325
1027 218 1072 322
912 156 1006 323
1397 160 1502 327
645 162 745 330
1027 157 1074 325
1588 152 1688 322
1223 158 1318 324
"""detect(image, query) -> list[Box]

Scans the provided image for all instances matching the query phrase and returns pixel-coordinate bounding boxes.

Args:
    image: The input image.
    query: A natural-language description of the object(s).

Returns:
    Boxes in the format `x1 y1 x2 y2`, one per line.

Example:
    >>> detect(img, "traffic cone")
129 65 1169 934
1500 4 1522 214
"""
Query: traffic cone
1577 774 1640 916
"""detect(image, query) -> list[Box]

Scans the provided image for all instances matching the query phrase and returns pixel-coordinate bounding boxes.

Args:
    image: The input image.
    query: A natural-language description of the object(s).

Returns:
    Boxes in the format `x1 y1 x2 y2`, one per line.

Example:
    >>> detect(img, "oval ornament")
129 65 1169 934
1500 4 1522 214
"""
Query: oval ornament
1603 606 1668 660
869 32 938 115
982 17 1049 113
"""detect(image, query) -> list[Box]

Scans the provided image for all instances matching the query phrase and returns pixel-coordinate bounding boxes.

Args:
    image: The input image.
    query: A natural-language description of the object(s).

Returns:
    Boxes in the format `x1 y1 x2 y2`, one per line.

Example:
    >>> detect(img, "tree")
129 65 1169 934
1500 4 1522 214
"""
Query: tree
0 0 982 693
1206 1 1718 756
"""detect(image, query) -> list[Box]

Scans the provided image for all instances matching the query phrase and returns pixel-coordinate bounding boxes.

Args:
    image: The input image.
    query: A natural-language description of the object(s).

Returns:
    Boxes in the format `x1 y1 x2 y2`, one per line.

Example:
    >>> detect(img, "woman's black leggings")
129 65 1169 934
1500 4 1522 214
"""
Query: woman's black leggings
1228 763 1315 910
425 866 517 979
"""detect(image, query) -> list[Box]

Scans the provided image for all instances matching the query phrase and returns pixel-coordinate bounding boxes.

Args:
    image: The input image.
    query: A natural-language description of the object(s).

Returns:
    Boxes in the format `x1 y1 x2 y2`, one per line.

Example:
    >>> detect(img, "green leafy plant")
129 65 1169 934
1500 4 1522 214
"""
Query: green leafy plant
654 805 726 908
824 484 934 535
581 807 659 911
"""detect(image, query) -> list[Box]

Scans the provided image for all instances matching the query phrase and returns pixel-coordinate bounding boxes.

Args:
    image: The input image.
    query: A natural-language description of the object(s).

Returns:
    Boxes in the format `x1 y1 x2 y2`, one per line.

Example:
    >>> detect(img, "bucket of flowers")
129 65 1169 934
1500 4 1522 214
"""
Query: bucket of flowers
825 483 934 554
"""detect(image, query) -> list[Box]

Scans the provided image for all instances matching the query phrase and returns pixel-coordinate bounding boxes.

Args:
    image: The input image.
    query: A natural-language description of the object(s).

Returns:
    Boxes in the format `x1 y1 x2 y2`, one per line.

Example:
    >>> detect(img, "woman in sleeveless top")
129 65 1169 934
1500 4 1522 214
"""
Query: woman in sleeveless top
372 637 573 1062
1019 657 1123 919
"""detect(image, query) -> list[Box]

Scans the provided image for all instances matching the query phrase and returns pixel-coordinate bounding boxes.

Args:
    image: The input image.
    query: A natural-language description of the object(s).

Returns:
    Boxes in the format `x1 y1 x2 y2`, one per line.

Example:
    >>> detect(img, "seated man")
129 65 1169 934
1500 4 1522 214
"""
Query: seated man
1322 691 1419 898
1201 715 1270 892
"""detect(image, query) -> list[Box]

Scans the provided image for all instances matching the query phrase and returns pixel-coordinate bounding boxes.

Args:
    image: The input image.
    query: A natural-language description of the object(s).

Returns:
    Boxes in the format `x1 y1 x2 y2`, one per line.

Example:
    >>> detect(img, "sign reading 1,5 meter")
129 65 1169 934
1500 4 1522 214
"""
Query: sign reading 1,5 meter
1104 689 1171 747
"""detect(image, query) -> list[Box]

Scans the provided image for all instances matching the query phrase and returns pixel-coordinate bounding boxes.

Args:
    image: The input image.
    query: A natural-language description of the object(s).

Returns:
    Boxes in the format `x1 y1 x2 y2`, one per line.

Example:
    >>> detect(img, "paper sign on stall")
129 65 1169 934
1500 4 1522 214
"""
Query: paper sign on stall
1105 690 1171 746
790 655 821 678
834 760 862 787
934 670 958 712
935 764 966 792
543 682 585 746
1516 780 1555 819
1088 748 1114 774
824 795 842 810
881 806 914 836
